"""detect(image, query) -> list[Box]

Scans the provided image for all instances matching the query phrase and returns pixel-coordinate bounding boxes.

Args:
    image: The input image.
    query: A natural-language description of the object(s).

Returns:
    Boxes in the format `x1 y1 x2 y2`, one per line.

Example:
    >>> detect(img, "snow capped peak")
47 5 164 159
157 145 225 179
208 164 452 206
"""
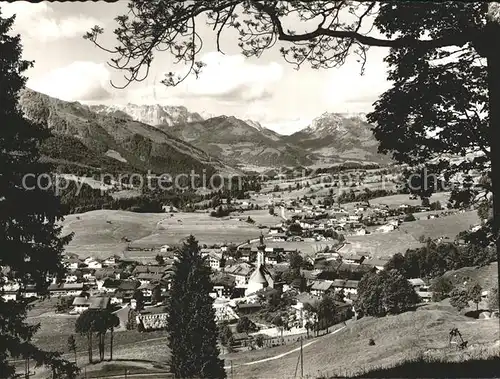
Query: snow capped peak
306 112 348 134
302 112 370 136
89 103 204 126
245 119 265 131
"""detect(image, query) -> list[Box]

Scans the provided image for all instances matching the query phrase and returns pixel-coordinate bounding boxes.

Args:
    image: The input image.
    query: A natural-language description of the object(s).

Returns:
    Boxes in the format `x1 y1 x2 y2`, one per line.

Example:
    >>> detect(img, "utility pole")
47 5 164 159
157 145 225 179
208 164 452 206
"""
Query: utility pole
230 360 233 379
300 336 304 378
25 357 30 379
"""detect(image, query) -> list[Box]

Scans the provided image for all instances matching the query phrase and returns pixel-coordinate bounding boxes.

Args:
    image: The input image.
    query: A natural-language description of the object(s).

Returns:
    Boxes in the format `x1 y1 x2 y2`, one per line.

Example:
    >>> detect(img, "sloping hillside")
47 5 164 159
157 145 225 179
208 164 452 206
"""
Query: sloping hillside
19 89 236 176
165 116 316 167
440 262 498 291
223 308 498 378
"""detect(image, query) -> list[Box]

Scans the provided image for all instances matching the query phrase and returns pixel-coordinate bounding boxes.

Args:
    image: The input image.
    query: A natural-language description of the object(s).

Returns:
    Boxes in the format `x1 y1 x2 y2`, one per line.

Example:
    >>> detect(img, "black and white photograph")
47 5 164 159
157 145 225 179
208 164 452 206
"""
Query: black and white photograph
0 1 499 378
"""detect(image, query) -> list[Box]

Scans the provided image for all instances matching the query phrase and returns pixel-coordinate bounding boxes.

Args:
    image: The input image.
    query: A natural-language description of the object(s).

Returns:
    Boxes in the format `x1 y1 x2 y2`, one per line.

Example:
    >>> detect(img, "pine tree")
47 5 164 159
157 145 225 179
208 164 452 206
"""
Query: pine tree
0 9 77 378
167 235 226 378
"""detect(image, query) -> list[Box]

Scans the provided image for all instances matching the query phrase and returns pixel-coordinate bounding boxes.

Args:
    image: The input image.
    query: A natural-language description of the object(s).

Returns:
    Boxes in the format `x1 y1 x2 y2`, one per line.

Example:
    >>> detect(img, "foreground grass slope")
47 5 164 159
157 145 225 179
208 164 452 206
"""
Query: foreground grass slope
224 308 498 378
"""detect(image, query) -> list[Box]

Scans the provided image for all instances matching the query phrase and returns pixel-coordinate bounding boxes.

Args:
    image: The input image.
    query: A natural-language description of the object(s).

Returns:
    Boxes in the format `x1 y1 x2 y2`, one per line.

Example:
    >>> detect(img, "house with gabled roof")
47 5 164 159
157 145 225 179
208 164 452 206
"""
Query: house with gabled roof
225 262 253 287
331 279 359 296
63 257 82 270
71 296 110 314
48 283 85 297
310 280 334 297
136 272 165 286
103 255 121 266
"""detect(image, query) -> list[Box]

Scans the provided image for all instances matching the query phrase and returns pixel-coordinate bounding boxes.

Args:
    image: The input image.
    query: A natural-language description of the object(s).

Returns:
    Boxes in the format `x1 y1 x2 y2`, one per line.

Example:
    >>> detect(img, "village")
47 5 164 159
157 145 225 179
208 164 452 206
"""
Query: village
3 189 473 354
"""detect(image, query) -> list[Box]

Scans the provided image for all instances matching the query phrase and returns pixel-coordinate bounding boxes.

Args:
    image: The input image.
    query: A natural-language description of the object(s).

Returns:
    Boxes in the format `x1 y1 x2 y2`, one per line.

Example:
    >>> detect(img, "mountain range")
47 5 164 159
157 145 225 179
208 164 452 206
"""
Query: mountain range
90 103 389 167
19 89 237 177
19 88 389 176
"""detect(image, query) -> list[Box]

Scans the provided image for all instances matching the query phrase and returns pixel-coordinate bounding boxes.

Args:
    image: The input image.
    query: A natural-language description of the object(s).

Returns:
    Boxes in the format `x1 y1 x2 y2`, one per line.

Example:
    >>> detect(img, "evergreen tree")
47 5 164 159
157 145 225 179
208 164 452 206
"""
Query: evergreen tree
167 235 226 378
0 9 77 378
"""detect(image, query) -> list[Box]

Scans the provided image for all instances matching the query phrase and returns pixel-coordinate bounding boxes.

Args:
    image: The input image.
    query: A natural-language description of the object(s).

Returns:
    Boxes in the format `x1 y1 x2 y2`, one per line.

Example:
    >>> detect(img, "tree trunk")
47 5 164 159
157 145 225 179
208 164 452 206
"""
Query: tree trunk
100 333 105 362
88 333 93 364
485 13 500 321
109 328 114 361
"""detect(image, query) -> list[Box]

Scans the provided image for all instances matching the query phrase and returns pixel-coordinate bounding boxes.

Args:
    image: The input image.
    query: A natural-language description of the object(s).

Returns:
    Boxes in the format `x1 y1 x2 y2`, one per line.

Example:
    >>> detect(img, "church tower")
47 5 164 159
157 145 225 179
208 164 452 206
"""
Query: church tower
245 233 271 296
257 233 266 267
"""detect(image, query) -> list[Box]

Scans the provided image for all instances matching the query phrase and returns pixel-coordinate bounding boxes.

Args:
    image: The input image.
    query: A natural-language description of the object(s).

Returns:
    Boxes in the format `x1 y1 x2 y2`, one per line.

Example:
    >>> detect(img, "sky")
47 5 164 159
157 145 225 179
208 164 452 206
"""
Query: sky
0 1 393 135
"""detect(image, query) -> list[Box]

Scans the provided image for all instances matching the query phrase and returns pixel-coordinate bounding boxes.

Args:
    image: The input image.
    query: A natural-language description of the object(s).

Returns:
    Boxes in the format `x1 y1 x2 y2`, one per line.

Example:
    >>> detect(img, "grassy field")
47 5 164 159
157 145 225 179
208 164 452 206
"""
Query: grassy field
60 209 281 259
399 211 480 240
128 212 267 250
240 209 282 226
359 192 451 208
60 210 166 258
224 308 499 379
441 262 498 291
27 308 169 362
340 231 423 258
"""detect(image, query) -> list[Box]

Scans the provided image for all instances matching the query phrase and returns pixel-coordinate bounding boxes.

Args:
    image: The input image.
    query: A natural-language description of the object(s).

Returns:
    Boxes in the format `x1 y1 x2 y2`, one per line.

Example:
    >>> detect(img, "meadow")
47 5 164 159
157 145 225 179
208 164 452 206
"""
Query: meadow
224 308 499 379
60 210 167 258
340 231 423 258
60 209 282 259
399 211 480 240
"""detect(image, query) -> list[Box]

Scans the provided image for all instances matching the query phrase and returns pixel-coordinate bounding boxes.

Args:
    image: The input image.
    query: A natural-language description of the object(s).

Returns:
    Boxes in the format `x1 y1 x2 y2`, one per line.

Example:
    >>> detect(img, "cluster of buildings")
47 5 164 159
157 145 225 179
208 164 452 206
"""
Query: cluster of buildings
1 197 436 339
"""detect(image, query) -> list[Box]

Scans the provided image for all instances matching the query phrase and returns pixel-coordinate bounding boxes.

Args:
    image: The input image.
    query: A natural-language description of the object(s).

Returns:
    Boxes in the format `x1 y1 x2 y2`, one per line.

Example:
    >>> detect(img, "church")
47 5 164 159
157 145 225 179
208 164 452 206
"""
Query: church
245 235 274 296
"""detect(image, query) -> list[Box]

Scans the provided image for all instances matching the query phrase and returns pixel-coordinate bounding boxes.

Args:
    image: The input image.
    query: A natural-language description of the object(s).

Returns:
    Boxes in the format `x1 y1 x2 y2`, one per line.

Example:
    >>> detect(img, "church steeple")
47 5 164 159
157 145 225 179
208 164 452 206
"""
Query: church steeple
257 233 266 267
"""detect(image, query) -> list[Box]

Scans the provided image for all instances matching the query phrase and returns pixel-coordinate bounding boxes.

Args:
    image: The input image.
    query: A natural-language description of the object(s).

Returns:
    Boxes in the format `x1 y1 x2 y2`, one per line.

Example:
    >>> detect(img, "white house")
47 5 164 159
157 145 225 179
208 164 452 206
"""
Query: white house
225 263 253 287
63 257 81 270
2 292 17 301
86 259 103 269
83 272 95 282
48 283 84 297
71 296 110 315
331 279 359 296
310 280 334 297
64 274 78 283
272 234 287 242
354 228 367 236
269 226 284 235
377 223 397 233
207 253 224 271
22 285 39 299
291 293 319 328
103 255 120 266
136 306 169 330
